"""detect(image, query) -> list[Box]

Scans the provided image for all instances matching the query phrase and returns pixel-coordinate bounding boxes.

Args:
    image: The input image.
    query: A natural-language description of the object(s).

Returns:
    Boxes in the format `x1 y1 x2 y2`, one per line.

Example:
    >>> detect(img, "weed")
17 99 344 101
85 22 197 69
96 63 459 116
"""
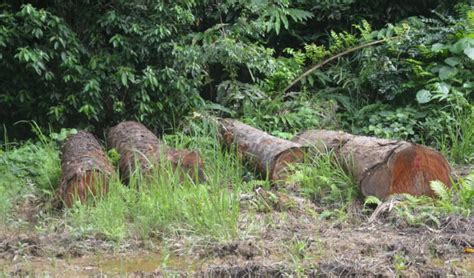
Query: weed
289 151 360 210
438 110 474 164
392 252 409 277
0 125 60 224
286 237 311 276
372 176 474 228
65 120 245 242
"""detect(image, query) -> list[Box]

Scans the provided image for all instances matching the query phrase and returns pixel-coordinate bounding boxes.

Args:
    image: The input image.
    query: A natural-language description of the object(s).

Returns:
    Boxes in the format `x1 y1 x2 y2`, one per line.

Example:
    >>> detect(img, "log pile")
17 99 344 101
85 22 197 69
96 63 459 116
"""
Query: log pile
107 121 206 183
220 119 305 181
58 131 113 207
57 120 451 207
293 130 452 198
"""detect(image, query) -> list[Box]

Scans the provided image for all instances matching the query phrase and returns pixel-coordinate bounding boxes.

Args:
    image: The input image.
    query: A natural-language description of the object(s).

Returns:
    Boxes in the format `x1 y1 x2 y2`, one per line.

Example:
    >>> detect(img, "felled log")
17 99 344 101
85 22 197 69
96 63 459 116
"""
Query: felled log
220 119 305 181
107 121 205 183
292 130 452 198
59 131 113 208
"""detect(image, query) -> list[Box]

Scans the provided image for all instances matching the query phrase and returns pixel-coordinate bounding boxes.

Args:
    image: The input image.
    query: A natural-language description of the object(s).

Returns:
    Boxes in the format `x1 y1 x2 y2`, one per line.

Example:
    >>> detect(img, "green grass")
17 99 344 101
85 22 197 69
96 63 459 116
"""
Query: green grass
1 120 246 243
64 120 245 242
0 127 60 224
289 151 360 207
449 111 474 164
437 110 474 164
1 118 473 244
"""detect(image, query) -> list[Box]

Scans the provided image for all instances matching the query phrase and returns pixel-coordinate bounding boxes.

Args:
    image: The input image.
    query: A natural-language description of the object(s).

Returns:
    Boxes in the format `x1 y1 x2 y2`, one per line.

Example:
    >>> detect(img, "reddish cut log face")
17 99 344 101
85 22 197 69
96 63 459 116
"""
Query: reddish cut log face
166 149 207 182
389 145 450 196
272 147 305 181
358 144 452 197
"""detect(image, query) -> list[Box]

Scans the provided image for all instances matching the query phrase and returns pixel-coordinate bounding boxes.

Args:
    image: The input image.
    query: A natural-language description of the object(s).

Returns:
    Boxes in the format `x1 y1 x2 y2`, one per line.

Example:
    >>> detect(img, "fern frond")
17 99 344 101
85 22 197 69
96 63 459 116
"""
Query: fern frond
364 195 382 206
430 180 450 201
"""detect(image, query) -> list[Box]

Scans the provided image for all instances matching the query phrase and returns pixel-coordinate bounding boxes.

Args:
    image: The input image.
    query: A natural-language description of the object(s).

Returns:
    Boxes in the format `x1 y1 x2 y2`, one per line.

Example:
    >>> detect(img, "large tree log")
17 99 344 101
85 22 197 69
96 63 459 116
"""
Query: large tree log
220 119 305 181
292 130 452 198
59 131 113 208
107 121 205 183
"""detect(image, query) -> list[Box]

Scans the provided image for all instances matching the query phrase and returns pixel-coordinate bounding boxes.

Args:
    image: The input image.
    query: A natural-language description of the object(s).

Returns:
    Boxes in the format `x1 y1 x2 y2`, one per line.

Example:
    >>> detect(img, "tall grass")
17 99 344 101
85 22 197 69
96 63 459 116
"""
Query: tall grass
66 120 245 242
449 111 474 163
0 124 60 224
289 151 360 208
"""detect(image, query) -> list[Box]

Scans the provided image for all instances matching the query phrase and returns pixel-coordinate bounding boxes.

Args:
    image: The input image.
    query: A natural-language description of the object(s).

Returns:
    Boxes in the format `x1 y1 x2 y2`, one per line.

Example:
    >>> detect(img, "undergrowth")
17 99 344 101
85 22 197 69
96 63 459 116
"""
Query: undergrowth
64 121 245 242
1 120 473 243
364 176 474 228
0 125 60 224
288 151 361 221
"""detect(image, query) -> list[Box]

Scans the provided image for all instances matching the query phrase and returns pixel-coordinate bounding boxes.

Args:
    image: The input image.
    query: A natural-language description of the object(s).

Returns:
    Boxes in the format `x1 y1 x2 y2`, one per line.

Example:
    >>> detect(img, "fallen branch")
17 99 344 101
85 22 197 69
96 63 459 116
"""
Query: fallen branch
283 37 398 93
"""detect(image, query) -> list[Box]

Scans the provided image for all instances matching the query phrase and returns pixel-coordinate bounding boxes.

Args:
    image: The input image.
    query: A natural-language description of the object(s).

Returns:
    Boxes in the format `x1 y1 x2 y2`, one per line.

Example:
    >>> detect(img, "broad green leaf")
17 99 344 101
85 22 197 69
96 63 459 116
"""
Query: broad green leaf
416 89 431 104
435 82 450 96
438 66 457 80
121 72 128 87
431 43 445 52
450 38 474 54
274 16 281 34
464 47 474 60
444 57 461 67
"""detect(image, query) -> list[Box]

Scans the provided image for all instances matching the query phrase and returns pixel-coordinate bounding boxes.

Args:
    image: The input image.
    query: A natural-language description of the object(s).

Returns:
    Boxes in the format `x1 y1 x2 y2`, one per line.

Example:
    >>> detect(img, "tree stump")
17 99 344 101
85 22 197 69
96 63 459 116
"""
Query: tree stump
292 130 452 198
107 121 205 184
220 119 305 181
59 131 113 207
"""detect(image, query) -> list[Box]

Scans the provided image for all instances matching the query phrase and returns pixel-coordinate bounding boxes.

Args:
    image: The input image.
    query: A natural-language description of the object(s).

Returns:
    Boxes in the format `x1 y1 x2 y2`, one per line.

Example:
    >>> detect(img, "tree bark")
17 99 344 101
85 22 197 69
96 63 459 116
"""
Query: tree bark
292 130 452 198
107 121 206 184
59 131 113 208
220 119 305 181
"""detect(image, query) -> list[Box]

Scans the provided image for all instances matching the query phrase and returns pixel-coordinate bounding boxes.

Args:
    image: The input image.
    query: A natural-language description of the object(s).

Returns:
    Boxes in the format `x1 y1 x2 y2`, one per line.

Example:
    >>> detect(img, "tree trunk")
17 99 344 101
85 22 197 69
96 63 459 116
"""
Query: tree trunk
107 121 206 184
59 131 113 208
220 119 305 181
292 130 452 198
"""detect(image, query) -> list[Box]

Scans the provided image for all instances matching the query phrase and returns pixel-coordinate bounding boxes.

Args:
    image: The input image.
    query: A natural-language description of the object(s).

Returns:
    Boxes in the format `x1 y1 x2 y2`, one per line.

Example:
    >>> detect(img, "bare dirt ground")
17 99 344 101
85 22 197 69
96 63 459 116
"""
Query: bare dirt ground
1 188 473 277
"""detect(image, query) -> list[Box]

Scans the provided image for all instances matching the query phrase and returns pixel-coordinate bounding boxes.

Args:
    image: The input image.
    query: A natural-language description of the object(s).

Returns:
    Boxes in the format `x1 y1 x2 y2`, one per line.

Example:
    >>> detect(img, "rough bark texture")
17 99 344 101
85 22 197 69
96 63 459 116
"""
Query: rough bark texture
107 121 205 184
292 130 452 198
59 131 113 208
220 119 305 181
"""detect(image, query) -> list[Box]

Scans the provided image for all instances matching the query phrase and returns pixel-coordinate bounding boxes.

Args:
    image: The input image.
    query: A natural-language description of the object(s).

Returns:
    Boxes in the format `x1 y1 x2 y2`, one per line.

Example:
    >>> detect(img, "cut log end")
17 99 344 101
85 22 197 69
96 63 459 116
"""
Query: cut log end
293 129 452 199
362 145 451 198
271 147 305 181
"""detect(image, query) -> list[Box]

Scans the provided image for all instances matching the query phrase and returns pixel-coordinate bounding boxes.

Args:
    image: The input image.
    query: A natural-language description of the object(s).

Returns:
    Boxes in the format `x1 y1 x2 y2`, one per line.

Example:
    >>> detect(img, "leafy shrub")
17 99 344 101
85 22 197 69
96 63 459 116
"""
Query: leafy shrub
350 104 425 140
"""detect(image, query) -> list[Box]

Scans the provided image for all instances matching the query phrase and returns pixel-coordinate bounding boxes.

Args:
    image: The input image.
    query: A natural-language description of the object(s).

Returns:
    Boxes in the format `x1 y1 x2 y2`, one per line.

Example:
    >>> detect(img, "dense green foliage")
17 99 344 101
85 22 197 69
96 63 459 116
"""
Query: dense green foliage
2 1 471 159
1 121 472 242
0 4 473 275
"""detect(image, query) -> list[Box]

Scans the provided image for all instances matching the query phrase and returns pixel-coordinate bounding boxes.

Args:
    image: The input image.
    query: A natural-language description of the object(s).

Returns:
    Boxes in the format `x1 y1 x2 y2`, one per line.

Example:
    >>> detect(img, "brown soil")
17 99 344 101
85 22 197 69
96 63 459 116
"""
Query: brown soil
1 190 472 277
